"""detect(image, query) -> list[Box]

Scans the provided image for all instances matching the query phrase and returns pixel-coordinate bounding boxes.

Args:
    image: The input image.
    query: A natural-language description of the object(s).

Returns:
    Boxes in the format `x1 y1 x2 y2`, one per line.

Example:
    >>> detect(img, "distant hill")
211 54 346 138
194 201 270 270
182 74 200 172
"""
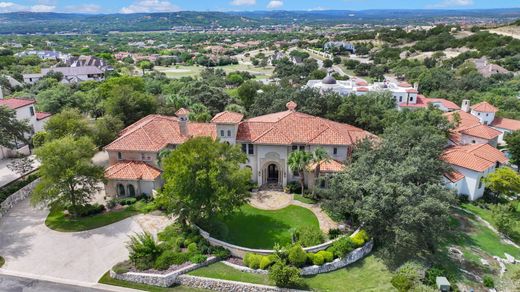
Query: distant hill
0 9 519 35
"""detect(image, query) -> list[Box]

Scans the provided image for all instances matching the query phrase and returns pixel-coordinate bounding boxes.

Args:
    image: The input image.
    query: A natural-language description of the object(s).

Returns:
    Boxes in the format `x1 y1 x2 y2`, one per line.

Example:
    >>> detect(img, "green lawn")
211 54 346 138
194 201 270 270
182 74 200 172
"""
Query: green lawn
200 204 319 249
46 207 138 232
293 194 317 205
188 256 395 291
155 64 274 80
99 272 208 292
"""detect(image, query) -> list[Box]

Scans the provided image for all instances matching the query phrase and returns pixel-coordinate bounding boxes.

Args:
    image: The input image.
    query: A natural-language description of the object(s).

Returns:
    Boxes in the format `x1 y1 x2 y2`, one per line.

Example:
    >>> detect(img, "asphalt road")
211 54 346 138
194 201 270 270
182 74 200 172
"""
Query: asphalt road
0 274 107 292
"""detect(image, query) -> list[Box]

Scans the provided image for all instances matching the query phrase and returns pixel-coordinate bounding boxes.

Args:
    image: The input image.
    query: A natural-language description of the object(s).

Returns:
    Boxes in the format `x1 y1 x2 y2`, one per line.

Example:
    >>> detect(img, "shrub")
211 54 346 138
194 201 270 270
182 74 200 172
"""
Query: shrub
112 260 132 274
248 254 262 269
391 274 414 292
127 232 162 271
285 181 302 194
70 203 105 217
175 237 185 248
312 253 324 266
259 256 274 270
295 226 325 247
330 236 356 258
157 223 182 242
424 267 445 286
117 197 137 206
190 254 207 264
483 275 494 288
170 252 190 265
328 228 342 239
154 250 178 270
306 253 315 264
351 230 369 247
184 238 193 247
187 242 198 253
288 244 307 267
106 199 116 209
317 250 333 263
243 253 253 267
268 261 303 288
212 246 231 259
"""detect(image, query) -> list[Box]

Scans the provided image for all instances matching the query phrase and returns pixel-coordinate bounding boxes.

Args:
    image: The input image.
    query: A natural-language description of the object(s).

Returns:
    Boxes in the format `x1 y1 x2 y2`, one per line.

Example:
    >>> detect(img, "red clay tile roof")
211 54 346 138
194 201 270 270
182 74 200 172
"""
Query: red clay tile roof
471 101 498 113
444 110 500 141
237 109 376 146
399 82 412 87
490 117 520 131
0 98 35 110
460 124 501 140
211 111 244 124
355 80 368 86
175 108 190 116
356 87 369 92
36 112 51 120
406 88 418 93
104 161 161 181
400 95 460 111
105 115 216 152
442 144 507 172
444 170 465 183
309 160 345 173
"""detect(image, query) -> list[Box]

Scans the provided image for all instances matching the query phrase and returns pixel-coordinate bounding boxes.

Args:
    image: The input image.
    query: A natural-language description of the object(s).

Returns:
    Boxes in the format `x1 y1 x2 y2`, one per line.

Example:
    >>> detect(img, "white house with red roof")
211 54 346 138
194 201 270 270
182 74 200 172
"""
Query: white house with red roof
305 76 459 112
0 95 51 159
103 101 375 197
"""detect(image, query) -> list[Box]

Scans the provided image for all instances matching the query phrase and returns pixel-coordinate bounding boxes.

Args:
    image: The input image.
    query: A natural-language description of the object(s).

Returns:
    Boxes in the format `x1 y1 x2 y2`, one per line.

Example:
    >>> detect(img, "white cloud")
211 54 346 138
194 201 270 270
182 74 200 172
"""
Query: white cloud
0 1 55 13
230 0 256 6
428 0 474 8
267 0 283 9
120 0 180 14
30 4 55 12
64 4 101 13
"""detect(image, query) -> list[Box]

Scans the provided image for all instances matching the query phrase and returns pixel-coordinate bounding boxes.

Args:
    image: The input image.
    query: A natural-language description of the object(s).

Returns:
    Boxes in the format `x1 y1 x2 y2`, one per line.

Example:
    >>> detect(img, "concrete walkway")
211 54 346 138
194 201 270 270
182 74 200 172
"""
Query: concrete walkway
0 198 170 284
249 191 338 233
0 155 39 187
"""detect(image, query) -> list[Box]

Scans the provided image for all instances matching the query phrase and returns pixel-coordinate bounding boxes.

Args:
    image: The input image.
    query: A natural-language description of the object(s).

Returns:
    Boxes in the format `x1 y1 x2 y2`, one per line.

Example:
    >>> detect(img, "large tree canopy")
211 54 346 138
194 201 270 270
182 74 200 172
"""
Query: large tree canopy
32 136 104 216
161 137 252 225
0 105 31 148
323 122 455 266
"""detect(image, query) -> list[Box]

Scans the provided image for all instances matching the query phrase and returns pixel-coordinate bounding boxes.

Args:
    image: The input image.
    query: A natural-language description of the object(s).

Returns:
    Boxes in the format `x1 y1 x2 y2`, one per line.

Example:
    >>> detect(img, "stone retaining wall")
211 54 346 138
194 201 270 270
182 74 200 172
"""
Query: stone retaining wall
177 275 305 292
300 240 373 276
196 225 354 258
0 178 40 219
110 256 219 287
221 260 269 275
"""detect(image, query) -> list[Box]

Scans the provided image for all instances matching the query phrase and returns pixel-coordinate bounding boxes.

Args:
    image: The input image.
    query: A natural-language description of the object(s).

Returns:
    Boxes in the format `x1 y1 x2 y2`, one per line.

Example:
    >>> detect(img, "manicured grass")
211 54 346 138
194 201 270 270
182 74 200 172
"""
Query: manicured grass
201 204 319 249
293 194 317 205
46 207 138 232
99 272 207 292
462 203 520 245
0 256 4 268
188 256 395 291
188 262 272 286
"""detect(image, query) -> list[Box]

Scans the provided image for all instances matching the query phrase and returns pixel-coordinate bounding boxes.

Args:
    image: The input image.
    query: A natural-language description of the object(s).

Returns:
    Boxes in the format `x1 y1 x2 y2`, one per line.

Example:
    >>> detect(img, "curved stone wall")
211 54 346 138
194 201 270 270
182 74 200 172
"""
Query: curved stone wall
0 178 40 219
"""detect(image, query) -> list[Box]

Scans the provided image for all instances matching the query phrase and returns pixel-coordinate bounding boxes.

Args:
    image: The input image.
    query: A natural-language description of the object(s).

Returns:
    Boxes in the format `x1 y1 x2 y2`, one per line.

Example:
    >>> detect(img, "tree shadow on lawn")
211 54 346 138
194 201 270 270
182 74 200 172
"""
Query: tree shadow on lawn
200 211 293 249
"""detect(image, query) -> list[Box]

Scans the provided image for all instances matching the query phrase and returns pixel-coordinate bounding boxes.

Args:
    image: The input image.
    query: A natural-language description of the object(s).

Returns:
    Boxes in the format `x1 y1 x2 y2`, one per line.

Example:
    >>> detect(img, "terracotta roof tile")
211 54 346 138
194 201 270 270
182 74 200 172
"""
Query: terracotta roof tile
490 117 520 131
211 111 244 124
460 124 501 140
444 170 465 183
471 101 498 113
309 160 345 173
442 144 507 172
104 161 161 181
0 98 35 110
36 112 52 120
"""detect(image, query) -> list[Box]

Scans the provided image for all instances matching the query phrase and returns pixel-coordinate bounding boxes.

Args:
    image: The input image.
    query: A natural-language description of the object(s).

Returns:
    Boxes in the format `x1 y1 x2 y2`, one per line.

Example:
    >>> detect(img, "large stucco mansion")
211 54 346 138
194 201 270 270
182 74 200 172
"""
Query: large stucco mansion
103 101 375 197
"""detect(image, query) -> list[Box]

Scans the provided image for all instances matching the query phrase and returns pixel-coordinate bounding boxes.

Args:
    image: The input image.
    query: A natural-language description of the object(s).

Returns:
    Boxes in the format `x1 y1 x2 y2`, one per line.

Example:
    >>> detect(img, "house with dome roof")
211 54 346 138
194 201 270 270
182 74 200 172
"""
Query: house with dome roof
103 101 376 197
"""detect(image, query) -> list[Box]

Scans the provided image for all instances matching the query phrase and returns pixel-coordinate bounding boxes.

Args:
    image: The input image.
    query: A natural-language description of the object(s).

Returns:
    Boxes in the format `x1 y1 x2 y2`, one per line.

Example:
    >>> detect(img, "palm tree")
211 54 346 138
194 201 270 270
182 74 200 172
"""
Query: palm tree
310 147 331 195
288 150 312 195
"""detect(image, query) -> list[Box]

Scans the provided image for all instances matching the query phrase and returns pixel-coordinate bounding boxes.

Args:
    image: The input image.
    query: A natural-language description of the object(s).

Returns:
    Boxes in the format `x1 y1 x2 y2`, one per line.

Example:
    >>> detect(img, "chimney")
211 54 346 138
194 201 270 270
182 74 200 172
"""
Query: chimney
175 108 190 136
461 99 470 113
0 85 3 99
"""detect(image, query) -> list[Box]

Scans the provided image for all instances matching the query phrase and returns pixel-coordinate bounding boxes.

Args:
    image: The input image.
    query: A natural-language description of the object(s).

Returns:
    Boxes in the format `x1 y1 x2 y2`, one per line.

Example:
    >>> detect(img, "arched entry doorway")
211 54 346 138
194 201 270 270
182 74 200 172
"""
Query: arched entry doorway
128 184 136 197
117 184 125 197
267 163 279 184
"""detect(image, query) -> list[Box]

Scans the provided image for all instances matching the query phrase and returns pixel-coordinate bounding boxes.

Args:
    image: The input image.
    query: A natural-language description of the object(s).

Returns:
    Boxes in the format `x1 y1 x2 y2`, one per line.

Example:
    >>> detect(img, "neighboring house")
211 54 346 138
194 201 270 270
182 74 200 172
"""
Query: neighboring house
305 76 459 112
443 144 507 201
15 50 72 62
68 55 113 72
0 95 51 159
103 101 375 197
323 41 356 54
23 66 105 84
441 100 515 200
472 57 510 78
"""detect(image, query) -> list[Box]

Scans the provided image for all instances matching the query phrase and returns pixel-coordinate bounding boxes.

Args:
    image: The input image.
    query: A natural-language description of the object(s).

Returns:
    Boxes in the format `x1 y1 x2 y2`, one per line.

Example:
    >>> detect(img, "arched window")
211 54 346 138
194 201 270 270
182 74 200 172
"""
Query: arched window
117 184 125 197
128 184 136 197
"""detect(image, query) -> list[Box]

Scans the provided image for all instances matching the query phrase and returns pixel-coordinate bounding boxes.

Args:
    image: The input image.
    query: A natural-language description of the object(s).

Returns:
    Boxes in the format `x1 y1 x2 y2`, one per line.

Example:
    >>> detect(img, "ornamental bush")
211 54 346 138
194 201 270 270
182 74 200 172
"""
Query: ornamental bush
212 246 231 260
288 244 307 267
243 253 262 269
154 250 178 270
187 242 198 253
330 236 356 258
312 253 324 266
295 226 325 247
190 254 207 264
112 260 132 274
268 261 303 288
483 275 494 288
127 232 163 271
351 230 369 247
306 252 315 264
317 250 334 263
259 255 274 270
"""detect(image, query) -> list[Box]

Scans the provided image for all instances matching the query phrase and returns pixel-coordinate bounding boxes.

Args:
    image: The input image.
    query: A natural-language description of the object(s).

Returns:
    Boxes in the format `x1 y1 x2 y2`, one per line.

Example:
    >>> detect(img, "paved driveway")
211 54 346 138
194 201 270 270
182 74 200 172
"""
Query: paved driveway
0 199 145 284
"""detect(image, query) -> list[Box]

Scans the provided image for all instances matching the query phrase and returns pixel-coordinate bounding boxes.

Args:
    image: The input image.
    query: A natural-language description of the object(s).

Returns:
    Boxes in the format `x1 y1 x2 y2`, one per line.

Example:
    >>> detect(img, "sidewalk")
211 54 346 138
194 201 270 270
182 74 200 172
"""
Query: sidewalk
0 155 39 188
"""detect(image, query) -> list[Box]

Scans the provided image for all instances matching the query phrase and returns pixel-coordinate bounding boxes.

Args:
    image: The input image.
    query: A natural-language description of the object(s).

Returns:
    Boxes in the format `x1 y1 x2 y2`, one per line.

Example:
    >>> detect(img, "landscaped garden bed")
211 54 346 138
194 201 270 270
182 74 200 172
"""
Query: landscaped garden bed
197 204 320 249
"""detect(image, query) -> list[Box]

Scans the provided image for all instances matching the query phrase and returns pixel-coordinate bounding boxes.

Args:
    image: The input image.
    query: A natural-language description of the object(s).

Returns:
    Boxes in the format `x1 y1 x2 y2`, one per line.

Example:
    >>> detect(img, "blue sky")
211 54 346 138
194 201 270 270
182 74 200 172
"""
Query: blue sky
0 0 516 14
